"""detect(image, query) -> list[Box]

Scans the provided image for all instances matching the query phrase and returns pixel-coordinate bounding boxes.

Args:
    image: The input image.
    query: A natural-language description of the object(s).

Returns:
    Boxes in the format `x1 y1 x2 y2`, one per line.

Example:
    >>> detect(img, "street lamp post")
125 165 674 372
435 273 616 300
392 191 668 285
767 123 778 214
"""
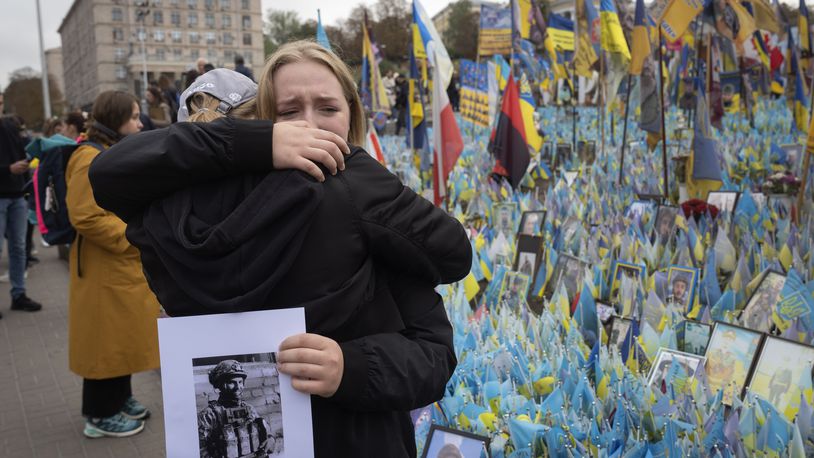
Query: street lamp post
135 1 151 113
35 0 51 120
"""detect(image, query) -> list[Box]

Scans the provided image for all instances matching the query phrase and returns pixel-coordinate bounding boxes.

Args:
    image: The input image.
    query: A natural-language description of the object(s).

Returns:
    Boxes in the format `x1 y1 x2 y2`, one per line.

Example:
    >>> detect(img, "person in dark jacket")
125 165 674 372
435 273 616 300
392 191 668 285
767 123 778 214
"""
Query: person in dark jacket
89 42 470 457
0 115 42 318
234 55 255 82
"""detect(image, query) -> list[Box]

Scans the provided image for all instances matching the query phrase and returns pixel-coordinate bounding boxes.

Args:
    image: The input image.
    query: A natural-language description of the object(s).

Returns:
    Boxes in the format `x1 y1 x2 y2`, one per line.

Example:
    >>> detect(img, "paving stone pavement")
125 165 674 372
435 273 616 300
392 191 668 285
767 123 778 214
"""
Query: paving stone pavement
0 242 166 457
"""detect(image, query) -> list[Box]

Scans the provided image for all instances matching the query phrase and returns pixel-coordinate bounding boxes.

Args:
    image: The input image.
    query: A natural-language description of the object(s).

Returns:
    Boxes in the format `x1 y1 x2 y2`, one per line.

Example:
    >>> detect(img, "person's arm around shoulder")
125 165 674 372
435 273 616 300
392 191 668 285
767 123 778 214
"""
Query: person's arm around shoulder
65 145 131 253
341 149 471 284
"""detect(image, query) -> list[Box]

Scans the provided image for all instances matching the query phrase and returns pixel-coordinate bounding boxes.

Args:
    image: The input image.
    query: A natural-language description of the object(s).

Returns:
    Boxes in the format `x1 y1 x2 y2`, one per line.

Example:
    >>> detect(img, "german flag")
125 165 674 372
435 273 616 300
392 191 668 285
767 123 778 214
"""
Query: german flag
488 75 530 188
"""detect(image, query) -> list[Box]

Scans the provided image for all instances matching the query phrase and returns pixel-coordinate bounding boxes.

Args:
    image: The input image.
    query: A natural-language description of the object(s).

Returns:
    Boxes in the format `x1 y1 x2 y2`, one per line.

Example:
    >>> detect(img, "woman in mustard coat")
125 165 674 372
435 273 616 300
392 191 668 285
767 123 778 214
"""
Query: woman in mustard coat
66 91 160 438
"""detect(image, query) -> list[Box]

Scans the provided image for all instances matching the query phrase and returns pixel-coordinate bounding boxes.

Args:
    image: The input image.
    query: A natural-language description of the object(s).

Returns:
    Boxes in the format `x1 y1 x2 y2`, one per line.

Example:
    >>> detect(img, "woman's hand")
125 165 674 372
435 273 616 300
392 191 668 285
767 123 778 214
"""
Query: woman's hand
277 333 344 398
272 121 351 182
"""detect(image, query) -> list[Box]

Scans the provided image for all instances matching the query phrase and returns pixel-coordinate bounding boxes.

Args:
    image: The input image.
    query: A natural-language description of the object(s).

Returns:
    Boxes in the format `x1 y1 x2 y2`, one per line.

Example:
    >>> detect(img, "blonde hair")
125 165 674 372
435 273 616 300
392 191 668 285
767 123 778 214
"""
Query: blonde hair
187 93 258 123
257 40 365 145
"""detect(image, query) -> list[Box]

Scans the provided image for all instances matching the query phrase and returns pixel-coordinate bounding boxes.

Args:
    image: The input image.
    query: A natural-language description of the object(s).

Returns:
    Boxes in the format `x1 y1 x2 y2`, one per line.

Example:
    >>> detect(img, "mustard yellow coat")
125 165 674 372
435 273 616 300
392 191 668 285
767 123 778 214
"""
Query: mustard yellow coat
66 144 161 379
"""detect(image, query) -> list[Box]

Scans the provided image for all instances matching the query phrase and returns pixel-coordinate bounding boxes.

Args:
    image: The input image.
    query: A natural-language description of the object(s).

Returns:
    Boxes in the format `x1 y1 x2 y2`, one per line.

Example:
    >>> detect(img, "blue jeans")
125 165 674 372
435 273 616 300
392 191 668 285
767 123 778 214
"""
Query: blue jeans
0 197 28 298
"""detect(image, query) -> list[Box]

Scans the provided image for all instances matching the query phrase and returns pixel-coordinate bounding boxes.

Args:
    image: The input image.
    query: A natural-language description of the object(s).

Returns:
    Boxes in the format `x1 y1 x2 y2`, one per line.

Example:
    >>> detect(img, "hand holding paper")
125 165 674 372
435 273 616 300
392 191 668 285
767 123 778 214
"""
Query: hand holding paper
278 333 345 398
272 121 350 182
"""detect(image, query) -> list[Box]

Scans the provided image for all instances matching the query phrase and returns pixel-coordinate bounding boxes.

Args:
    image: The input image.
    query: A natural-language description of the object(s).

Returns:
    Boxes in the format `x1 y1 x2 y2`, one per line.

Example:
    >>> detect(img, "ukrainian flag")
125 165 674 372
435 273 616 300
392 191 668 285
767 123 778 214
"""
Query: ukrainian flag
600 0 630 59
789 31 809 132
361 15 390 116
519 73 543 152
800 0 811 59
629 0 651 76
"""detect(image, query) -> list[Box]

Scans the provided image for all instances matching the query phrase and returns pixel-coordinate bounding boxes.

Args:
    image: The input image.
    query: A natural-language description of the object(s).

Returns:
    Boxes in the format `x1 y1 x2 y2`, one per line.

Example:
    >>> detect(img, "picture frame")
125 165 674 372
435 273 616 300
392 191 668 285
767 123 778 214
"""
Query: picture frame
681 320 712 356
608 316 634 350
541 141 554 162
707 191 740 217
625 200 656 224
555 142 572 170
577 140 597 165
518 211 546 237
666 266 700 315
543 252 589 302
420 425 491 458
704 321 764 406
653 205 679 244
498 271 531 311
746 336 814 420
158 308 313 458
647 348 706 389
739 270 787 333
492 202 517 236
610 261 646 313
514 234 544 281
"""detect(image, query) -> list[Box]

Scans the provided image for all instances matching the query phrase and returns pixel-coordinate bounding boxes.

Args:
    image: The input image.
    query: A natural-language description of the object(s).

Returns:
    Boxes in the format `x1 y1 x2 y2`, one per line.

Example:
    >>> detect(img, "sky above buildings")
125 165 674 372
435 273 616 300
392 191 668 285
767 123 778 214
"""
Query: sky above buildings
0 0 449 92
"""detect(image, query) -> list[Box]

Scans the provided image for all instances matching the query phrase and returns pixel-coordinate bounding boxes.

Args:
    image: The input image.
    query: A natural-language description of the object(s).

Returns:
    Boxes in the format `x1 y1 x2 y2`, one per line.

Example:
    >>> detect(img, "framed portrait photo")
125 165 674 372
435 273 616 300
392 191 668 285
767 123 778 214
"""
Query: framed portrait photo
499 271 531 311
492 202 518 236
543 252 589 302
625 200 656 224
707 191 740 216
608 316 634 350
681 320 711 356
421 425 491 458
739 270 787 333
541 141 554 162
577 140 597 165
158 308 314 458
518 211 546 236
746 336 814 420
555 142 573 169
610 261 646 312
514 234 544 281
647 348 706 390
704 322 764 406
596 300 616 324
666 266 699 315
653 205 679 243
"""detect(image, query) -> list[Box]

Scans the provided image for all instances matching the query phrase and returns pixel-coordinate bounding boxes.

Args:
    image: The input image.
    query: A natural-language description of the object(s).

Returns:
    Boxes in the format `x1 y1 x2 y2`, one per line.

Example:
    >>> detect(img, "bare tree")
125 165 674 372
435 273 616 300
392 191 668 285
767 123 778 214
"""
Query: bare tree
3 68 63 130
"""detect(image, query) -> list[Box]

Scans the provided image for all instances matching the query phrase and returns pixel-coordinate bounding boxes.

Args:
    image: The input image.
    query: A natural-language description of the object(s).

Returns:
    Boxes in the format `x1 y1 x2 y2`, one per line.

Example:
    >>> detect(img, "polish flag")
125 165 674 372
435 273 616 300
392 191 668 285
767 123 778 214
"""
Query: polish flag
365 119 386 166
431 64 463 206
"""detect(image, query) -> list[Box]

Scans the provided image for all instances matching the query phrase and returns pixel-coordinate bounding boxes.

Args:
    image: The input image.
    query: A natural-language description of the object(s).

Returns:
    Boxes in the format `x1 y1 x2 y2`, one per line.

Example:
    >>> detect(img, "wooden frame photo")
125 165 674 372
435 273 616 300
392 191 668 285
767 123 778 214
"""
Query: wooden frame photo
681 320 712 356
666 266 700 315
746 336 814 420
653 205 679 243
420 425 491 458
514 234 544 281
492 202 517 236
608 316 634 350
577 140 597 165
647 348 706 389
498 271 531 311
610 261 646 311
555 142 572 170
704 321 764 406
739 270 787 333
543 252 589 301
518 211 546 237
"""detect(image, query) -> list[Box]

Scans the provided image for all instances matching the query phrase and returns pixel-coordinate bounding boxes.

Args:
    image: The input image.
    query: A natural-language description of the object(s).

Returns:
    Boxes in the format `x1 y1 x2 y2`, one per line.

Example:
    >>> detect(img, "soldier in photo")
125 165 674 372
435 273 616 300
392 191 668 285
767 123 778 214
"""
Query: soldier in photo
666 276 689 311
198 360 273 458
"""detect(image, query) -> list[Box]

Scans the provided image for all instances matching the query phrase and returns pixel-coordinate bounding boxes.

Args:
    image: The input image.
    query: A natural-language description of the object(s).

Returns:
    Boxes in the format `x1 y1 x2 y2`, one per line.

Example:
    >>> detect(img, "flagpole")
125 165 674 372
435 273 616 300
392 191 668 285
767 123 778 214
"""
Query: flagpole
600 51 606 163
619 73 633 184
572 62 578 154
798 150 811 224
658 25 668 199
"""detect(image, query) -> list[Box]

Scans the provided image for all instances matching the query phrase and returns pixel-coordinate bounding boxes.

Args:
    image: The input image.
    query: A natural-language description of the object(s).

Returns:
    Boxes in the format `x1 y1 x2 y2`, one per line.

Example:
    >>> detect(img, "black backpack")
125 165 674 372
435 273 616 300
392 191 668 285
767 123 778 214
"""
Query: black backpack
34 141 104 245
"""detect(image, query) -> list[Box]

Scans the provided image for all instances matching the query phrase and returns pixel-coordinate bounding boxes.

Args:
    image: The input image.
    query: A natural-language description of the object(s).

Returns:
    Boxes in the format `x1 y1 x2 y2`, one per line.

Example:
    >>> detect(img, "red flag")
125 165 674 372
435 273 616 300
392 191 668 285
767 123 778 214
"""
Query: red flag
431 65 464 206
488 75 530 188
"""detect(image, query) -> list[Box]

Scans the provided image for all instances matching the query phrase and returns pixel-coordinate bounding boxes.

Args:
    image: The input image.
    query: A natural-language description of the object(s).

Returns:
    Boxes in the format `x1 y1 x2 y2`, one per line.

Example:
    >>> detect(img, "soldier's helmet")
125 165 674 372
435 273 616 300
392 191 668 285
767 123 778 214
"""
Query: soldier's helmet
208 360 248 387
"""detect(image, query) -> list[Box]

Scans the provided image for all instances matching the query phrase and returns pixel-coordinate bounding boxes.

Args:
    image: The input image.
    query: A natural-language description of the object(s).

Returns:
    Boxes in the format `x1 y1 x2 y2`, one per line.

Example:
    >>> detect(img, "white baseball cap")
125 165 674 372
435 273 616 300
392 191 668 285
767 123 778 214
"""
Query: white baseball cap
178 68 257 122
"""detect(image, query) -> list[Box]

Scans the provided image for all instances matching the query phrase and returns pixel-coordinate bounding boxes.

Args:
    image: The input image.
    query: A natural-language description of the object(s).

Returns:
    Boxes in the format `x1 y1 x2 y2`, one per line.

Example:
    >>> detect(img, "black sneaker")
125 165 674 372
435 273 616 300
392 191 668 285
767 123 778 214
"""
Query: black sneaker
11 294 42 312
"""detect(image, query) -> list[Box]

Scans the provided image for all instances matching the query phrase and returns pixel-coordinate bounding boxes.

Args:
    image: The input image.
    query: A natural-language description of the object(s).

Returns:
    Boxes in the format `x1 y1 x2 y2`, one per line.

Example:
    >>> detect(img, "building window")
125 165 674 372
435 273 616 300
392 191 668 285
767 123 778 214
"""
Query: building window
241 0 249 10
242 32 251 45
244 52 252 63
224 49 234 60
153 29 165 41
191 48 200 58
114 47 126 62
113 27 124 41
153 0 162 5
156 49 166 61
154 11 163 24
189 31 200 43
112 8 123 21
171 11 181 25
173 48 183 59
187 0 196 9
205 13 215 27
171 30 183 42
205 0 215 9
208 48 217 58
241 15 250 29
136 27 146 41
206 32 216 44
188 12 198 26
171 0 179 6
222 14 231 28
223 32 233 45
116 66 128 80
220 0 231 10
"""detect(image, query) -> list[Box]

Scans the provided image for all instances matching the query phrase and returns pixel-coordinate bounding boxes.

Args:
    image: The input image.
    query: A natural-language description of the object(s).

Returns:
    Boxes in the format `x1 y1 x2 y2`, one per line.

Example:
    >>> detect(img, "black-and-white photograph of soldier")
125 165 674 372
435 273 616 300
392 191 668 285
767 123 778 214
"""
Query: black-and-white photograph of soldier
194 354 284 458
